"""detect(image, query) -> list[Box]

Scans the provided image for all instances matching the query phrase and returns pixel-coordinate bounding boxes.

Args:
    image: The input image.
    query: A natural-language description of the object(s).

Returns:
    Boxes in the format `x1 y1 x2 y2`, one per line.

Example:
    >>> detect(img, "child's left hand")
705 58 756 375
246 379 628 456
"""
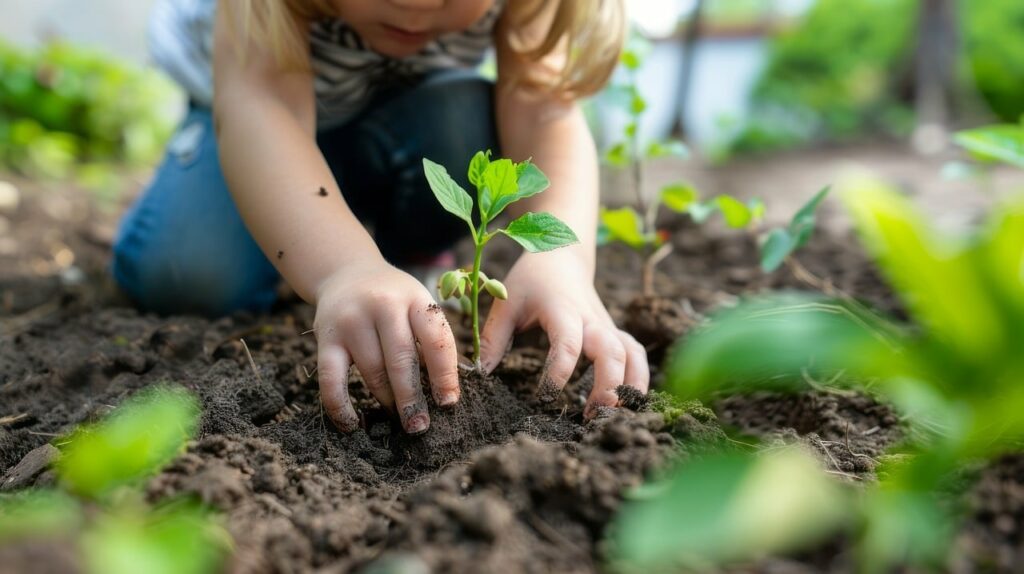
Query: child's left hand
479 249 649 418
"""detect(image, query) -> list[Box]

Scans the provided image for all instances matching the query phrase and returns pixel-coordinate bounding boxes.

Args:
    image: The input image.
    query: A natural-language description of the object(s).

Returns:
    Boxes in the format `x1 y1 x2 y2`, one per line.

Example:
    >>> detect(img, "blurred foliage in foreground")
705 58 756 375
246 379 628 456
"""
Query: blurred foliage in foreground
0 40 178 188
611 125 1024 571
727 0 1024 155
0 386 227 574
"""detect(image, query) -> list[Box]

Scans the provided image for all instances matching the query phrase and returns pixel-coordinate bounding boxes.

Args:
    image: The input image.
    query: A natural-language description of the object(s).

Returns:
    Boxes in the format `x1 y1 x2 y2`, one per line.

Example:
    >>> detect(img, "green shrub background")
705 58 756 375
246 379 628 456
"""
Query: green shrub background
730 0 1024 154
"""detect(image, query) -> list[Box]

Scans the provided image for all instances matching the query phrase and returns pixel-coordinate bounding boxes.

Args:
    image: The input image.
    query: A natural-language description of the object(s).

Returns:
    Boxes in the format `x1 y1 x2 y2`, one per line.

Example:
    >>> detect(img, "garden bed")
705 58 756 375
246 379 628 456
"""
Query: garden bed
1 170 1021 572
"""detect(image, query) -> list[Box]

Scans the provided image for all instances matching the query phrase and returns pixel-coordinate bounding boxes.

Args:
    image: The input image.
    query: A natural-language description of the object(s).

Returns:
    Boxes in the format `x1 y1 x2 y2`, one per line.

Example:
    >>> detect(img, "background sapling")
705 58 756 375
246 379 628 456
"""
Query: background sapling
601 42 765 297
423 152 578 369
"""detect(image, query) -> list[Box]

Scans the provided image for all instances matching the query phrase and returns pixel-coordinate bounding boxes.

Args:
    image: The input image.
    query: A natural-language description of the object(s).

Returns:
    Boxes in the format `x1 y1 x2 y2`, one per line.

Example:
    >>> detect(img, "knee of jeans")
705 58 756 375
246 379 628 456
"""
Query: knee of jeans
112 238 275 317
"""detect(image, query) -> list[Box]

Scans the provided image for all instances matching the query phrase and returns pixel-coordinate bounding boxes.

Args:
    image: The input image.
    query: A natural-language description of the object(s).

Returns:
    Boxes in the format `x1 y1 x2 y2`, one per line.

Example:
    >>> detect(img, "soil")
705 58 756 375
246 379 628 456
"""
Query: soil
1 160 1022 573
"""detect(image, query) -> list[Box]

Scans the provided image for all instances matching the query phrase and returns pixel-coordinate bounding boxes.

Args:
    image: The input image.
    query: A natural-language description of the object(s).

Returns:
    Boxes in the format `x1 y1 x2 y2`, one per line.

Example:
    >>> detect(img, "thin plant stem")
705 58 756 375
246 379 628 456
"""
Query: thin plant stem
470 234 485 369
642 242 674 297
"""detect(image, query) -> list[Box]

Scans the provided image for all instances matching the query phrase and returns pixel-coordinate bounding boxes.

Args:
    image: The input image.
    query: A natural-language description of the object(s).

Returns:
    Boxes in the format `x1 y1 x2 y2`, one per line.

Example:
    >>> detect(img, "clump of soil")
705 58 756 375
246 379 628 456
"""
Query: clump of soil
622 295 693 363
715 390 904 477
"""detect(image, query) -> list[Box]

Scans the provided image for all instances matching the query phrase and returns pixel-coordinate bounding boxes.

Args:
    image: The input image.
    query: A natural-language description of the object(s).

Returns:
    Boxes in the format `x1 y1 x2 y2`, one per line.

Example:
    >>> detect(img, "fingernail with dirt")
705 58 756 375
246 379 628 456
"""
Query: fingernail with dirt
436 391 459 407
332 413 360 433
405 413 430 434
535 372 560 404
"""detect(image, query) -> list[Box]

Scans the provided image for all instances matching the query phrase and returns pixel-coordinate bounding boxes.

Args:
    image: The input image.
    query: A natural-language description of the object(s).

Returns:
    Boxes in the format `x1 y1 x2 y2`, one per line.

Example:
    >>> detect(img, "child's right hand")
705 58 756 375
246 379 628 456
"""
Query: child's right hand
312 258 461 435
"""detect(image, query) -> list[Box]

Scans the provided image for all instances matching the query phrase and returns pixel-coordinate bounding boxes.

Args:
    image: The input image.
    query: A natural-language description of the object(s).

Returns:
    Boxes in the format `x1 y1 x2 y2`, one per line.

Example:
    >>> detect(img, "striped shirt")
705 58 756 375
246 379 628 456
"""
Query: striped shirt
148 0 503 126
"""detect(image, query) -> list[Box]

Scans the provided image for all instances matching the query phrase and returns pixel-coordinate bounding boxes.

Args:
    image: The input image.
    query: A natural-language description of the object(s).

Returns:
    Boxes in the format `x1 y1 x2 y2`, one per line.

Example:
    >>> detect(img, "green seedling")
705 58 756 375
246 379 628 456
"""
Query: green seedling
630 175 1024 570
0 386 227 574
601 43 765 296
759 186 830 273
423 152 579 367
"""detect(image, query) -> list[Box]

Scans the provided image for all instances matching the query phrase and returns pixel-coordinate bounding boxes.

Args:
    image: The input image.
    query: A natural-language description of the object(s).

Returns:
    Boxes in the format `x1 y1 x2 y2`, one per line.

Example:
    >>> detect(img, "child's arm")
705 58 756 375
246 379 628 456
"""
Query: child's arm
479 23 650 417
212 2 460 434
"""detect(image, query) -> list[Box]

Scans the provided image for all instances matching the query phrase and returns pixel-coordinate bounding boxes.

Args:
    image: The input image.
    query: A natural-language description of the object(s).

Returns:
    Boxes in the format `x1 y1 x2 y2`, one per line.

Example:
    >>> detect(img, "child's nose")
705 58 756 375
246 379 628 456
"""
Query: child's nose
389 0 444 10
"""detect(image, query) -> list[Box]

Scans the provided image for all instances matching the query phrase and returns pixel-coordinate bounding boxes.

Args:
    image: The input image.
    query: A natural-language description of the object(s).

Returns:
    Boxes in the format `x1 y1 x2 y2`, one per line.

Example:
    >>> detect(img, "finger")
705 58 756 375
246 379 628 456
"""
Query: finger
377 309 430 435
344 323 395 413
410 301 460 406
535 309 583 403
619 332 650 394
479 298 518 374
582 324 628 419
317 344 359 432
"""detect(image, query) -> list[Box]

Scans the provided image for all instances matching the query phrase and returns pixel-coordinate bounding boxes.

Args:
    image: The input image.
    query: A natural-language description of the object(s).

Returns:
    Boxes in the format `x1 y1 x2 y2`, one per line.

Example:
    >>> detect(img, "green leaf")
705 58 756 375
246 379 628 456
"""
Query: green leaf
982 198 1024 310
612 448 847 569
760 228 795 272
646 140 689 160
716 195 753 228
501 212 579 253
423 158 474 227
481 159 551 222
661 184 698 213
667 293 903 401
953 124 1024 168
514 161 550 198
82 502 228 574
480 158 519 221
56 386 200 498
621 50 641 70
630 93 647 116
600 207 649 250
0 491 82 541
467 150 490 189
857 489 954 573
789 186 830 248
839 178 1004 362
604 143 630 168
687 201 718 223
624 122 637 138
748 198 766 221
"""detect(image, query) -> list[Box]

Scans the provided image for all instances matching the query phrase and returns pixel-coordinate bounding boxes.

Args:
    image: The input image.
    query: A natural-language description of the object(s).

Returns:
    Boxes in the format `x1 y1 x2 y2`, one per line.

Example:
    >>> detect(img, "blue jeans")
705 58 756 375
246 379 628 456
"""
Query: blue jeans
112 72 498 316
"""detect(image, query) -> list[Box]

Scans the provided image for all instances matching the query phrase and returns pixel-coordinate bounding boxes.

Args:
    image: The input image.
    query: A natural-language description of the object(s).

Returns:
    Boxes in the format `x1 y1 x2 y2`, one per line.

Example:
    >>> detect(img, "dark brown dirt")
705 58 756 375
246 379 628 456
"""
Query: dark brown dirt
0 171 1020 573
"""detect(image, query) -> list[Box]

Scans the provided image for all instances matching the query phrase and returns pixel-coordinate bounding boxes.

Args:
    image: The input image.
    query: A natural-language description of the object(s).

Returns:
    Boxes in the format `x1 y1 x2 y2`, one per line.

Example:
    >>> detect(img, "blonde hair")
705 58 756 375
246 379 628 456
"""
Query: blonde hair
229 0 625 98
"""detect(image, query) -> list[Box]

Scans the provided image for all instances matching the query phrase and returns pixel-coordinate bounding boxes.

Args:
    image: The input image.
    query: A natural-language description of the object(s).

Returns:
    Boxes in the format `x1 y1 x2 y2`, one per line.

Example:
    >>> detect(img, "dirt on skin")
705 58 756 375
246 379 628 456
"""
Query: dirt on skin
1 171 1022 573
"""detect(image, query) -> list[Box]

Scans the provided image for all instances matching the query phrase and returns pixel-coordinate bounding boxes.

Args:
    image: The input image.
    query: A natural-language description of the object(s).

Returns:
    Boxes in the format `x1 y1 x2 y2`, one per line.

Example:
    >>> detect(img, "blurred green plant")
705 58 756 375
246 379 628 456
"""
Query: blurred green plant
728 0 917 155
0 40 178 190
953 120 1024 169
0 386 227 574
727 0 1024 156
611 446 848 570
600 40 764 296
631 172 1024 570
963 0 1024 123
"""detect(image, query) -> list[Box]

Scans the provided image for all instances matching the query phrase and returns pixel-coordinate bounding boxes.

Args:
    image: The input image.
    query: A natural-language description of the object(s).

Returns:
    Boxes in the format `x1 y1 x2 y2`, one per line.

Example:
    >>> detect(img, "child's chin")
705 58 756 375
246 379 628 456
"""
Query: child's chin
370 38 430 59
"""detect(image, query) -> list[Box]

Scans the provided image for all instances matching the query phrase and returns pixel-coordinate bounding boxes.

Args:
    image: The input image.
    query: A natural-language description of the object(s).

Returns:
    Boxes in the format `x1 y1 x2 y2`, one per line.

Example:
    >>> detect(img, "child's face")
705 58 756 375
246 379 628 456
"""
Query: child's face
333 0 497 58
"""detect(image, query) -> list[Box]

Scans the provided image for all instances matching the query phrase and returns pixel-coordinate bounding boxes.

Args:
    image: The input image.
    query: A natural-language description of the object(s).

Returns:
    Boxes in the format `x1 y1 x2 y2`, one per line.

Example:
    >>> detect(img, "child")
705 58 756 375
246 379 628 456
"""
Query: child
113 0 649 435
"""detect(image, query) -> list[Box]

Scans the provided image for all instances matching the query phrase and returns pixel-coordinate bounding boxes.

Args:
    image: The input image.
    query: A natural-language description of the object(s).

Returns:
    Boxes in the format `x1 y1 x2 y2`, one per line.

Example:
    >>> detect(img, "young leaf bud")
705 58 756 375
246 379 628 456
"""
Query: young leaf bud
438 271 460 299
483 278 509 300
459 294 473 315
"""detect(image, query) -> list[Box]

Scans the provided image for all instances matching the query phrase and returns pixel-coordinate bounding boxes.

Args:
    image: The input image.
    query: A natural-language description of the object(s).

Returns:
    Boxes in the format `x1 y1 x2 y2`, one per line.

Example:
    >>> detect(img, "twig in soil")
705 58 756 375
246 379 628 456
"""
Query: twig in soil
862 426 881 436
0 300 61 338
27 430 60 437
240 338 264 386
0 413 29 427
844 421 881 465
813 436 846 474
302 364 317 379
300 328 316 336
